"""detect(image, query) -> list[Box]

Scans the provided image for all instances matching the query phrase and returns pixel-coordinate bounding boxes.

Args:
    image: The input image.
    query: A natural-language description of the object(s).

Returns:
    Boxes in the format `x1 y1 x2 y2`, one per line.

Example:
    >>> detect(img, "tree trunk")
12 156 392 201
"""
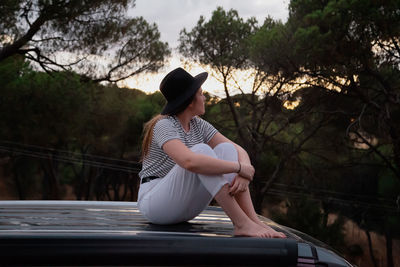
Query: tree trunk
12 164 25 200
386 231 394 267
72 163 85 200
85 166 95 200
365 230 378 267
252 181 264 214
389 123 400 183
222 75 246 144
0 15 48 62
261 158 285 196
41 157 60 200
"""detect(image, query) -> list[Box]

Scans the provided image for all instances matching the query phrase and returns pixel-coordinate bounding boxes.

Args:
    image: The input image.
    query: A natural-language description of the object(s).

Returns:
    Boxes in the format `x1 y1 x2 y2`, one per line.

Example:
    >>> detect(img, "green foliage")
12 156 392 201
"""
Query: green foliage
179 6 257 71
0 0 170 82
272 197 346 251
250 18 296 74
379 169 400 198
377 170 400 237
245 5 400 260
284 0 400 186
0 56 162 200
0 57 88 144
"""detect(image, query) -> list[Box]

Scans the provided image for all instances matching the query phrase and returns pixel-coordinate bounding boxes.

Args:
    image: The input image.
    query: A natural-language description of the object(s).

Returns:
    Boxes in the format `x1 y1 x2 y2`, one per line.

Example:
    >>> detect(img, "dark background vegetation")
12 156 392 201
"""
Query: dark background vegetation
1 1 399 266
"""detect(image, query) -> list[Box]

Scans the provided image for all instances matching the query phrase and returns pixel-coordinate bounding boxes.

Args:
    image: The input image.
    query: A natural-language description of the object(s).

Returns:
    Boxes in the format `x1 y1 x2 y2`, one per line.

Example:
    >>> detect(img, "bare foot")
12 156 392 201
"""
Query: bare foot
253 220 286 238
259 223 286 238
234 220 284 238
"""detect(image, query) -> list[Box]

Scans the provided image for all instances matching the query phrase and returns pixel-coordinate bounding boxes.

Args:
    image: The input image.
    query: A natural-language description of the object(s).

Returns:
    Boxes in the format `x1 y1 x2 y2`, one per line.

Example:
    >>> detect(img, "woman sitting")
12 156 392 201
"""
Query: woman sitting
137 67 286 238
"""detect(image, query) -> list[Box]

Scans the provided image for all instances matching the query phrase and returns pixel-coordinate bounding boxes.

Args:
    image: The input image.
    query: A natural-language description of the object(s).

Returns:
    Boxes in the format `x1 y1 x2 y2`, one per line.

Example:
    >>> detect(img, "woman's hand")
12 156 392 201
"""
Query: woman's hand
229 176 250 196
238 162 255 181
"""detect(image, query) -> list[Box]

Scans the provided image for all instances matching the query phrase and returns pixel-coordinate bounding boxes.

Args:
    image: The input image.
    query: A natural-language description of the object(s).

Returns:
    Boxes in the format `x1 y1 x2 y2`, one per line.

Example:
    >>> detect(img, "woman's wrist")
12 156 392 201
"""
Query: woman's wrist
237 161 241 175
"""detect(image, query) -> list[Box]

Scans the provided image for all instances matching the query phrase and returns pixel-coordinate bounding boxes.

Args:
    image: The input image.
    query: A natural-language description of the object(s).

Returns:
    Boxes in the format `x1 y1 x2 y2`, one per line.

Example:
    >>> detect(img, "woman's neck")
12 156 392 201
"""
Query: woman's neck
176 112 193 132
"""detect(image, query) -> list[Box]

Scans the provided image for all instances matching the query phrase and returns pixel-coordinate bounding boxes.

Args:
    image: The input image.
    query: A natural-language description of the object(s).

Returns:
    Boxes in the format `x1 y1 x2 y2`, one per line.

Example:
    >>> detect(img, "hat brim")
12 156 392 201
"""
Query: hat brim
161 72 208 115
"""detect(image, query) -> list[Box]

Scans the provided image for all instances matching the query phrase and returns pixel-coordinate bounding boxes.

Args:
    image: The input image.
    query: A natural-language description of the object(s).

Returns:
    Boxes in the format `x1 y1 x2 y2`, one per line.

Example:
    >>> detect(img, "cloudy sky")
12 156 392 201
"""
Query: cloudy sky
124 0 290 95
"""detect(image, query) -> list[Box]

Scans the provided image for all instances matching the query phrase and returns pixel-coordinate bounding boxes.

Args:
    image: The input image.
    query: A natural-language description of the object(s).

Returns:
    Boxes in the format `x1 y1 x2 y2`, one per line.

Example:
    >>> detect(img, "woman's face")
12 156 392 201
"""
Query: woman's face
189 88 206 116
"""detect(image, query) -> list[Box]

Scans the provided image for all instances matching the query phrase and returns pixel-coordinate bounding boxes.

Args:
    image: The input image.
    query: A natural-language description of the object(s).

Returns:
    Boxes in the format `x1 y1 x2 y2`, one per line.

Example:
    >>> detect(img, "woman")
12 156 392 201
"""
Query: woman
138 67 285 238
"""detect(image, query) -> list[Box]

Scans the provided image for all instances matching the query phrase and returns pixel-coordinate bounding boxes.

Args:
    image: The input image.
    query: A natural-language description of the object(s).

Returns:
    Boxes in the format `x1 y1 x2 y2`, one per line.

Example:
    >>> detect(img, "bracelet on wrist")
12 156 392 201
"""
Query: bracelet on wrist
237 161 241 174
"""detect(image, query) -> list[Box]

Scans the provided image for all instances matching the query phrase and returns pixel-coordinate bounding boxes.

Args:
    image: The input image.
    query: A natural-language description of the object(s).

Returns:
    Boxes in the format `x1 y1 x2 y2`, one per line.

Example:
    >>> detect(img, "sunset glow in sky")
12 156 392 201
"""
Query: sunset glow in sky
120 0 289 97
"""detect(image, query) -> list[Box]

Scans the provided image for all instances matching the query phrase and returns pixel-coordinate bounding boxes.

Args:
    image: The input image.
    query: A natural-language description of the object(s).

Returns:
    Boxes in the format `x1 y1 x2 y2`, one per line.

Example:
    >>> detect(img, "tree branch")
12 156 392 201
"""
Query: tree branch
354 130 400 180
260 118 326 195
0 12 50 61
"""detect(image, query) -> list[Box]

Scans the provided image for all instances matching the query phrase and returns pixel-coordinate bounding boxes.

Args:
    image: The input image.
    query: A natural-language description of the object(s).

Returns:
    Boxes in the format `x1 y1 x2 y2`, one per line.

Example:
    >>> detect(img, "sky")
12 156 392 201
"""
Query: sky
123 0 290 96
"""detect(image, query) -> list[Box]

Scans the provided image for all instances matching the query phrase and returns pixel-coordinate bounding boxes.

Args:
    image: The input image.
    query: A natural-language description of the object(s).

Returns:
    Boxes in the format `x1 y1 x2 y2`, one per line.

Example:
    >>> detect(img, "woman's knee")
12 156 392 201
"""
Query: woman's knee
214 142 238 161
214 142 236 152
190 143 216 157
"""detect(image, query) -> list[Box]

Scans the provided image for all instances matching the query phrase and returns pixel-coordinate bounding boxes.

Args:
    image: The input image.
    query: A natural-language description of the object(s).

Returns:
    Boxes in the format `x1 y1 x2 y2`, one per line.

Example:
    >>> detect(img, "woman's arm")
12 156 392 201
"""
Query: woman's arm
208 133 251 167
162 139 241 175
208 133 254 195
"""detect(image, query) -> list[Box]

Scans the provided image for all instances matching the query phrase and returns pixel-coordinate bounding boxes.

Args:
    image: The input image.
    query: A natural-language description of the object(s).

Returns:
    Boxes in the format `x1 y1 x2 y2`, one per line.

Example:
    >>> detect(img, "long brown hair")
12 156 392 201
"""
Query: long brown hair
141 92 196 161
141 114 166 161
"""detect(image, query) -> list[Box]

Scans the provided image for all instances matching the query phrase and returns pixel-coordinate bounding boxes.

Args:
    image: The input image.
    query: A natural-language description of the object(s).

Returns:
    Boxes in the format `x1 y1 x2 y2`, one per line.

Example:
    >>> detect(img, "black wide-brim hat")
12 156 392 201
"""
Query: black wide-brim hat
160 67 208 115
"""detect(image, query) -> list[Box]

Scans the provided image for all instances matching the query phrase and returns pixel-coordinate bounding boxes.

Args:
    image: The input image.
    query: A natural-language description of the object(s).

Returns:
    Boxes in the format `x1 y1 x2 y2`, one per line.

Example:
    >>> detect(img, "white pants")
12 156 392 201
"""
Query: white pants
137 142 238 225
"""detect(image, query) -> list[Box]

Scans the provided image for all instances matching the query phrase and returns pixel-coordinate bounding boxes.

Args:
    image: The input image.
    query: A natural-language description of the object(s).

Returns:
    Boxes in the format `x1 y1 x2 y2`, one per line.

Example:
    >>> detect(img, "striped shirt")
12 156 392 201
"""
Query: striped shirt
139 115 218 179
